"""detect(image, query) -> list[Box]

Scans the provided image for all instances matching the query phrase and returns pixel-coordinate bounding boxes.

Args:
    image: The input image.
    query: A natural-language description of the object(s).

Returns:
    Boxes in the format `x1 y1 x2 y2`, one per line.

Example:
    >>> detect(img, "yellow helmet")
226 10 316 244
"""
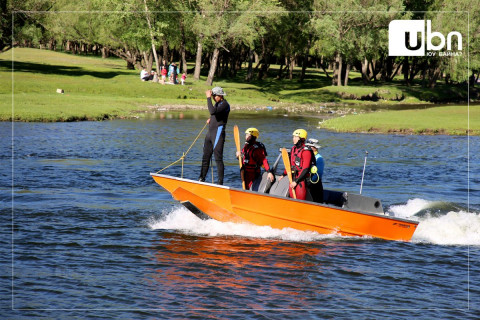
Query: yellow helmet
245 127 259 138
292 129 307 139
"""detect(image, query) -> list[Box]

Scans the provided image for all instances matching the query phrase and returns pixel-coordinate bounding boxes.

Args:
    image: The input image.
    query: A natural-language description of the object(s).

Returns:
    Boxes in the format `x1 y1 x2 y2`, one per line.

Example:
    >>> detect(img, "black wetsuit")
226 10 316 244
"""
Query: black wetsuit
199 97 230 184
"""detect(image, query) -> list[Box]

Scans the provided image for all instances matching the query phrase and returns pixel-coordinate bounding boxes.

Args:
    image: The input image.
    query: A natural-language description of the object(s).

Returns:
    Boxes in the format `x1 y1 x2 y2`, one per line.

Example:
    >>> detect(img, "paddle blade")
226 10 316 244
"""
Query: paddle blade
281 148 296 199
234 125 245 189
233 125 241 151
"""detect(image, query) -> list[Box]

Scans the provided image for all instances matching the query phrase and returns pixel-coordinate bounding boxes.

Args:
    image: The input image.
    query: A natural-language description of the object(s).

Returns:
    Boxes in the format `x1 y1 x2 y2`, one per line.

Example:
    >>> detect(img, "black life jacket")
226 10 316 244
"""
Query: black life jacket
291 145 316 175
242 141 267 170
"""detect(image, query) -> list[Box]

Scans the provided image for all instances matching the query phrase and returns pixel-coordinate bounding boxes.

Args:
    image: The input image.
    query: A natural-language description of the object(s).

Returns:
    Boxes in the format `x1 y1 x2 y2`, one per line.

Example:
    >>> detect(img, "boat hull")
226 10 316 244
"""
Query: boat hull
151 173 418 241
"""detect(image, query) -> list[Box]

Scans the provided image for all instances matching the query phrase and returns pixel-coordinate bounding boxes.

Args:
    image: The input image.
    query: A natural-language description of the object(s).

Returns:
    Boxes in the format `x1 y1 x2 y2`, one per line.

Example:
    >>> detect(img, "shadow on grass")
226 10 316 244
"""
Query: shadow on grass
208 65 472 104
212 67 338 102
0 60 132 79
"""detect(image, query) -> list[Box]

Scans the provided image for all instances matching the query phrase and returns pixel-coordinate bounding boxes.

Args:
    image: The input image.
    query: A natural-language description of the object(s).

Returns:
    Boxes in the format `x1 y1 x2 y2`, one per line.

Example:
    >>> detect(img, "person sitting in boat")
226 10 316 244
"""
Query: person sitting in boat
305 138 324 203
236 128 275 190
279 129 313 200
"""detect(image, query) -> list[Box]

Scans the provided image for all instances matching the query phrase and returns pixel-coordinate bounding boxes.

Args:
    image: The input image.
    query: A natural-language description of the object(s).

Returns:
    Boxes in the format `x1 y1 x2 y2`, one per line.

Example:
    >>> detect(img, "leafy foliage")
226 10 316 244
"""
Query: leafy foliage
1 0 478 88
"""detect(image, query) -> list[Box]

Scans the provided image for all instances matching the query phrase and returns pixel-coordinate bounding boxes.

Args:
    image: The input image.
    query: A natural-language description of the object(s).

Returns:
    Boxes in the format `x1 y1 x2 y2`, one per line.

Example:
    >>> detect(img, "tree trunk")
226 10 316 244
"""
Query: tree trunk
337 54 343 86
288 55 295 80
206 48 220 86
331 58 338 85
299 53 308 82
204 52 211 71
193 36 203 80
361 58 371 84
344 64 351 86
409 58 419 84
163 40 169 63
371 60 381 81
319 56 330 79
142 51 153 71
333 53 342 86
143 0 160 74
428 66 441 88
384 56 394 82
151 47 160 74
277 58 285 79
126 61 135 70
388 62 403 81
101 47 107 58
421 64 427 87
179 22 187 74
246 48 254 81
403 57 410 86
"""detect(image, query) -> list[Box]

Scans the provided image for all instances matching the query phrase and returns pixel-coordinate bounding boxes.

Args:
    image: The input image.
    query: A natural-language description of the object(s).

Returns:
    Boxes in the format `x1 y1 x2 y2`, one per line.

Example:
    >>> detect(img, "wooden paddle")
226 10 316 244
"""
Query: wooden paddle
233 125 245 190
281 148 296 199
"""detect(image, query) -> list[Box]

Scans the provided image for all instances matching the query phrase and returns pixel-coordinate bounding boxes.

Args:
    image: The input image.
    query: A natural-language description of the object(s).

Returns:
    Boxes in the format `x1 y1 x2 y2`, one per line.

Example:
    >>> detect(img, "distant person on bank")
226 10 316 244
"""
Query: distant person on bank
199 87 230 185
140 67 152 81
161 67 167 84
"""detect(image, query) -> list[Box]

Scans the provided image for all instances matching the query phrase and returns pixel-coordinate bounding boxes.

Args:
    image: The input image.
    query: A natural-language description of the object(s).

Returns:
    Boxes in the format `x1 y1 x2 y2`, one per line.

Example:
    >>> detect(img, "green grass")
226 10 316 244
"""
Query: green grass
0 48 473 130
0 48 217 121
320 105 478 135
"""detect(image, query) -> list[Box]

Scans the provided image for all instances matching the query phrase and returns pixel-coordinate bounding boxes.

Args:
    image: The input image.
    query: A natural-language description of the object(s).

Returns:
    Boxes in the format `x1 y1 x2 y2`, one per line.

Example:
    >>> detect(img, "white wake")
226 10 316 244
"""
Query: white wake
387 198 480 246
148 198 480 246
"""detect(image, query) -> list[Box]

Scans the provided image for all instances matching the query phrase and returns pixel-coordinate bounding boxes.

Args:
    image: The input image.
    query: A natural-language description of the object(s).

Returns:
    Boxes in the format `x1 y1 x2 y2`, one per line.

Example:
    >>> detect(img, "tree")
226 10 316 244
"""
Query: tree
143 0 161 74
312 0 405 86
192 0 285 85
431 0 479 86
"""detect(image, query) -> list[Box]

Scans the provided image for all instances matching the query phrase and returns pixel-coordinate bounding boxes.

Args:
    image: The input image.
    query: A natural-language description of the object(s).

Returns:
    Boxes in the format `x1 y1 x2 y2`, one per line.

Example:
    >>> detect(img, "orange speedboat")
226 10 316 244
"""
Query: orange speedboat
151 170 419 241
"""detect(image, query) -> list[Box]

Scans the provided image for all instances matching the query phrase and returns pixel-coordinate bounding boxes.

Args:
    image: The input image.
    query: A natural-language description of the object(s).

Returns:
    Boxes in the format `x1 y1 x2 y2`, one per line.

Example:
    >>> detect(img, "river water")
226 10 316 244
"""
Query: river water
1 112 479 319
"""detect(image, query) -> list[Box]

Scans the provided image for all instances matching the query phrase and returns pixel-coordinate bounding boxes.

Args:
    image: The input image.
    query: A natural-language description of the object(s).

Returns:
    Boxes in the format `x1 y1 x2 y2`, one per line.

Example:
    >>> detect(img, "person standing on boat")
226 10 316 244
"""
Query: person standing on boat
305 138 324 203
280 129 312 200
236 128 275 190
199 87 230 185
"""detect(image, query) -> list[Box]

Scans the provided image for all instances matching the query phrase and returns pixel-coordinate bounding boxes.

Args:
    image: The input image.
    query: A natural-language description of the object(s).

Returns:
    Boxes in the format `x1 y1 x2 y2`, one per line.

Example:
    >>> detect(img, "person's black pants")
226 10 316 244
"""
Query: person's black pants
309 179 324 203
200 127 225 184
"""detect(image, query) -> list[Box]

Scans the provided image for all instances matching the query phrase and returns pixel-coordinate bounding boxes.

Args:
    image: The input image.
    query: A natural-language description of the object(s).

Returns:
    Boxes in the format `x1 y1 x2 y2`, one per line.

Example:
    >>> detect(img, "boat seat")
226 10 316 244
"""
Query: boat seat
268 175 290 197
251 172 274 193
323 189 346 207
342 193 384 214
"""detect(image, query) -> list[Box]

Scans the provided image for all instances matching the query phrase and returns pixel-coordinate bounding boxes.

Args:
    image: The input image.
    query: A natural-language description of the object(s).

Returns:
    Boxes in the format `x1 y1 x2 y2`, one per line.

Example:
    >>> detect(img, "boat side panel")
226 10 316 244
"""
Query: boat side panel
151 174 417 241
152 174 233 210
151 174 246 223
172 187 246 223
229 189 417 241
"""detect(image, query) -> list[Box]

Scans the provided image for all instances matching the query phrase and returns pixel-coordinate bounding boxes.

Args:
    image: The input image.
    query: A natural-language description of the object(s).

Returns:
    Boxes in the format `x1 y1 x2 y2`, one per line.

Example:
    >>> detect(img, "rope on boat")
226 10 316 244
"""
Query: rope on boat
156 122 208 176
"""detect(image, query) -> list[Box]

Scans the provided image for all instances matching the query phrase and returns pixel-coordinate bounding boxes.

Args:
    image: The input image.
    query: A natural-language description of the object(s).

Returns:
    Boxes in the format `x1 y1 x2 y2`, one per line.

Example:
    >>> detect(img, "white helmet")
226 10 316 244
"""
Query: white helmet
305 138 321 149
212 87 226 96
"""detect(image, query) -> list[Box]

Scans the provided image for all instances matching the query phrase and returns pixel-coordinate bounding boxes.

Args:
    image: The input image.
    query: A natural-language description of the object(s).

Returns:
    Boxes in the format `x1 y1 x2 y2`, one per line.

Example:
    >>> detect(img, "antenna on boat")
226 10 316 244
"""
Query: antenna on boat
359 151 368 194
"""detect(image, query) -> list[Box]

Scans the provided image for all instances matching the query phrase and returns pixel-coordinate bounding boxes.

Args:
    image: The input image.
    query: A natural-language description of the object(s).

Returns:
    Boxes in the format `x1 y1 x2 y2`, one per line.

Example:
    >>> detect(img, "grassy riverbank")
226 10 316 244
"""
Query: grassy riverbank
320 105 479 135
0 48 475 135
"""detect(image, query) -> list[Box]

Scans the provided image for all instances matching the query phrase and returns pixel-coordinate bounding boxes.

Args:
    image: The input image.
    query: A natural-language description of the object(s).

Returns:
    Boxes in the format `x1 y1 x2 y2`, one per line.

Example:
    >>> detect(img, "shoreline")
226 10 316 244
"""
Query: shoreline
4 103 477 136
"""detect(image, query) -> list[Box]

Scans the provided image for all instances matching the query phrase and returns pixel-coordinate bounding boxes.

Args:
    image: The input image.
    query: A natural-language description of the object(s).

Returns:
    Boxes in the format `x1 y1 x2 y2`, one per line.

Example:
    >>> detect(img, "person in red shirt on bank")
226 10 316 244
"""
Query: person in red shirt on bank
236 128 275 190
280 129 312 200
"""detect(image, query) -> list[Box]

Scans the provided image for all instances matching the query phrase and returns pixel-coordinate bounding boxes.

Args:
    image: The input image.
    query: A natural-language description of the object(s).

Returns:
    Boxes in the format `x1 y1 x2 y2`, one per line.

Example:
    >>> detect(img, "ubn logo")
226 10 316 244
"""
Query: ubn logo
389 20 462 56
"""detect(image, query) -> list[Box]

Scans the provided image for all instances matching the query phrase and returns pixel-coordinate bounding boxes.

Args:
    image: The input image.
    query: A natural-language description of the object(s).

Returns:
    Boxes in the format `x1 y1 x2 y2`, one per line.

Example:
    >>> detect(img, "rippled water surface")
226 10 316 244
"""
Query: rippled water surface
1 113 479 319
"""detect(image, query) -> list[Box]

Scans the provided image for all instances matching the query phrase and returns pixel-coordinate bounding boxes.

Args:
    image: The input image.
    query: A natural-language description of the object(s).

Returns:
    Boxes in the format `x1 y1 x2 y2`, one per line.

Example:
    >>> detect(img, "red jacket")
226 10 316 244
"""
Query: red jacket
290 143 312 183
241 141 270 173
